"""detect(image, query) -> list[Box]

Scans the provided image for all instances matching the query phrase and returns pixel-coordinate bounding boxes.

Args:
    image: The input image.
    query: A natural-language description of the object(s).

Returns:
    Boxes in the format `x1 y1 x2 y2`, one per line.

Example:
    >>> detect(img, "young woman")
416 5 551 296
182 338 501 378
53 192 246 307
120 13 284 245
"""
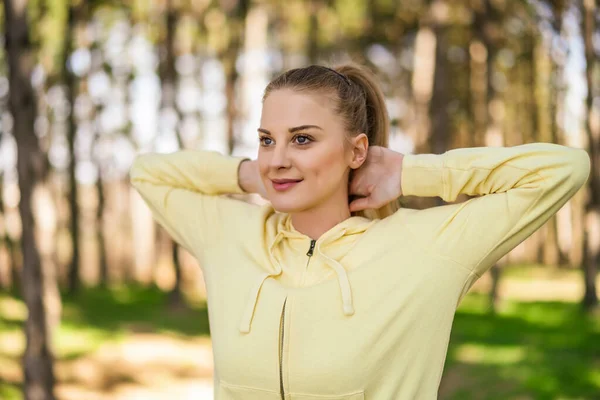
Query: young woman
130 64 590 399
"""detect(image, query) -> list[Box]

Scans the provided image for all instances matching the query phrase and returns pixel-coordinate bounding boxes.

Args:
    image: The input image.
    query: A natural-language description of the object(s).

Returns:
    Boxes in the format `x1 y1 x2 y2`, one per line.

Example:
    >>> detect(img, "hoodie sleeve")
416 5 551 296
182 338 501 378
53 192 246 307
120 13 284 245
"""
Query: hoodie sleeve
398 142 590 281
129 150 255 259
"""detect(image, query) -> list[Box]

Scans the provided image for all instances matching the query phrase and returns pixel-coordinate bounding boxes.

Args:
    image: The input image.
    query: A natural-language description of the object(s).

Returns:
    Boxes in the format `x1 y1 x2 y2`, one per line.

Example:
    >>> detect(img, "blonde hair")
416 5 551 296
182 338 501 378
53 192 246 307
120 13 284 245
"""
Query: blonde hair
263 62 400 220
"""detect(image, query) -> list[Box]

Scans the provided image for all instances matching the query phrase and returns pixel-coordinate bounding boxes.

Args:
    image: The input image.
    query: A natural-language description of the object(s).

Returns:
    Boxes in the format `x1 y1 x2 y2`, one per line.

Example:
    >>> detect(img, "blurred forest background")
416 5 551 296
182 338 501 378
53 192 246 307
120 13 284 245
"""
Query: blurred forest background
0 0 598 399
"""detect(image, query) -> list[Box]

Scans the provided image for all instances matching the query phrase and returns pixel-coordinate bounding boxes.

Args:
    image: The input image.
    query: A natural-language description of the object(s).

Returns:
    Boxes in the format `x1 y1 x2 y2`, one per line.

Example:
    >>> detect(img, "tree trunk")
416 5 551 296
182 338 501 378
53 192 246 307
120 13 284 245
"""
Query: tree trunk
470 0 492 148
411 24 435 154
159 0 185 304
540 32 566 265
96 176 109 286
428 22 450 156
65 2 81 294
581 0 598 310
3 0 56 398
0 175 6 289
220 0 249 155
168 243 184 307
226 63 239 148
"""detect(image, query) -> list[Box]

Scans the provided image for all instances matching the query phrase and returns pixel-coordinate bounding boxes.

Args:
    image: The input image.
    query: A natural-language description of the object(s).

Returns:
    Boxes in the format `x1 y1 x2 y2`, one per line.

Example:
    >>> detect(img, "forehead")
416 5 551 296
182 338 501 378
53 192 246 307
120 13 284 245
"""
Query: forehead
260 89 341 130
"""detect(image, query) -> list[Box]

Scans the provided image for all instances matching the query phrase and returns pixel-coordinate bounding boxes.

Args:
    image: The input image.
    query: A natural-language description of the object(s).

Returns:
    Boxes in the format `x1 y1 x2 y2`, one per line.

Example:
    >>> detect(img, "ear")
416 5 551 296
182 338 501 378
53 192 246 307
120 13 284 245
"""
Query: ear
348 133 369 169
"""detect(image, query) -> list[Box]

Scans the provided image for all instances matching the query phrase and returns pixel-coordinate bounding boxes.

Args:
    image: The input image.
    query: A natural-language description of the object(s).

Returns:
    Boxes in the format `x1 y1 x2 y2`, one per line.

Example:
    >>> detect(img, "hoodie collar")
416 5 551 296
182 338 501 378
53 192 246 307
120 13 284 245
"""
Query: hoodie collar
239 214 376 333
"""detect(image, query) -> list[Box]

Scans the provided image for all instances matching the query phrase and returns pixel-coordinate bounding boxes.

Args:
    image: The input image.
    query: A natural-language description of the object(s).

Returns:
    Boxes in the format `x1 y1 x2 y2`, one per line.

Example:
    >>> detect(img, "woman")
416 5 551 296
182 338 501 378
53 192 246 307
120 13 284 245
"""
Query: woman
130 64 590 399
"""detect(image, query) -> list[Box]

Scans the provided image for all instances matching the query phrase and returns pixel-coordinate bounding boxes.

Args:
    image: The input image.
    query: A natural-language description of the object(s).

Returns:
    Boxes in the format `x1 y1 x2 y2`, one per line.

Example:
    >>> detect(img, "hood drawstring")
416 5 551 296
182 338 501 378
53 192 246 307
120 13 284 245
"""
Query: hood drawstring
315 231 355 316
239 232 284 333
239 216 374 334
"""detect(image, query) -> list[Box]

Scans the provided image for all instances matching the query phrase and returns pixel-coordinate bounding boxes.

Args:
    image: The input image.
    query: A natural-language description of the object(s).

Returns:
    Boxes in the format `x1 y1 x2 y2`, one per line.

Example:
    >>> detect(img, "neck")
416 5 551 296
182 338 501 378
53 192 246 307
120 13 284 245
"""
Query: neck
290 192 352 240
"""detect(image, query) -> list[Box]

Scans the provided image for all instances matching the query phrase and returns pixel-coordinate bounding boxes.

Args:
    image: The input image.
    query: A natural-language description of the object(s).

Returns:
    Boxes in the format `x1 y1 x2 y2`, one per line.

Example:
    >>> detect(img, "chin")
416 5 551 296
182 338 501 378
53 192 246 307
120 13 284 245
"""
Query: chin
269 201 303 214
269 196 312 214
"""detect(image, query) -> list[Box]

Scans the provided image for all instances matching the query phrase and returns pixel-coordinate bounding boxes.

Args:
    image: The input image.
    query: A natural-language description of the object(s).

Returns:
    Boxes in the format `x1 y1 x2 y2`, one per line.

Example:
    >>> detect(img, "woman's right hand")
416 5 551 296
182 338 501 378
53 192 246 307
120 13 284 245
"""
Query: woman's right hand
238 160 268 199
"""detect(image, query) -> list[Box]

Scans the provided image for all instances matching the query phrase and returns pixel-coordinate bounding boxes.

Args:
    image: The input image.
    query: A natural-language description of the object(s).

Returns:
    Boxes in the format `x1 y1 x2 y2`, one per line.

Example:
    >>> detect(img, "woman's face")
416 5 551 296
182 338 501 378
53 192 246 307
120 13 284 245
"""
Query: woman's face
258 89 362 214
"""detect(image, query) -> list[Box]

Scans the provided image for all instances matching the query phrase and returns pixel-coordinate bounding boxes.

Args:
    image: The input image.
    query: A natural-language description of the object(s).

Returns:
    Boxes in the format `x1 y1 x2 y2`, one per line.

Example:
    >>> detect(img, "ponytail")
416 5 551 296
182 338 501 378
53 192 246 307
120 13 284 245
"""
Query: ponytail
337 63 399 219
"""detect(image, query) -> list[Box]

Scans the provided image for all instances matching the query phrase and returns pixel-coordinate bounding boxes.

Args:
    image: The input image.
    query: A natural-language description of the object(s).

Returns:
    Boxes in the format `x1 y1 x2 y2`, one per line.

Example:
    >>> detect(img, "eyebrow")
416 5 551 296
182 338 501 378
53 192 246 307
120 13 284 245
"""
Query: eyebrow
257 125 323 135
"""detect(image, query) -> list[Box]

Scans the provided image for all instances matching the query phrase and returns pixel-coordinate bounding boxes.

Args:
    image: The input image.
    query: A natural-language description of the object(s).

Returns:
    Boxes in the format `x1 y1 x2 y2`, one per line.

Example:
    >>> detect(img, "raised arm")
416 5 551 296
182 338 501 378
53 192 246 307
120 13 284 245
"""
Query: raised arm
398 142 590 279
130 150 258 259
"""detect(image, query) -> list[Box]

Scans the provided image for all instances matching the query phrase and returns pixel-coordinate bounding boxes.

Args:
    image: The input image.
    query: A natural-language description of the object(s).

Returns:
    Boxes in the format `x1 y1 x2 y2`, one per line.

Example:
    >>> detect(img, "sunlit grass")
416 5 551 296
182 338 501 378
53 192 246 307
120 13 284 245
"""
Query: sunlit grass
0 382 20 399
443 293 600 399
501 263 583 281
453 343 526 365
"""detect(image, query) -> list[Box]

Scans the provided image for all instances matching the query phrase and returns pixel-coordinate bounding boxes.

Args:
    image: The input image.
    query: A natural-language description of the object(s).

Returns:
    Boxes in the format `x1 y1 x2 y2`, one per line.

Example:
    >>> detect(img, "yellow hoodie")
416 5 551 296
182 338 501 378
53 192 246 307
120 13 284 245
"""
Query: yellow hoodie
130 142 590 399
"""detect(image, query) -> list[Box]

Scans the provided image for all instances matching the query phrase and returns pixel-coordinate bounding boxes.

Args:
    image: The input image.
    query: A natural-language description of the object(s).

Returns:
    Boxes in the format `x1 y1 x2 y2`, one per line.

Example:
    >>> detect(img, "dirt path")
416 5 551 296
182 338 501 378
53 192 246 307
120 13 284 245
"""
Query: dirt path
55 334 215 400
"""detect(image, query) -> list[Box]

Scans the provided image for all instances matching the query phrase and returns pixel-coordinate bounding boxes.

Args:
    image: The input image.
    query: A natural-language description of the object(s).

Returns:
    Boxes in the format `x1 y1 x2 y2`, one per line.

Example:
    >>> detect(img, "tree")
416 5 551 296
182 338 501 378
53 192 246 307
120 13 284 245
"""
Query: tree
64 0 88 294
581 0 598 310
3 0 56 398
220 0 250 154
0 173 6 289
158 0 185 305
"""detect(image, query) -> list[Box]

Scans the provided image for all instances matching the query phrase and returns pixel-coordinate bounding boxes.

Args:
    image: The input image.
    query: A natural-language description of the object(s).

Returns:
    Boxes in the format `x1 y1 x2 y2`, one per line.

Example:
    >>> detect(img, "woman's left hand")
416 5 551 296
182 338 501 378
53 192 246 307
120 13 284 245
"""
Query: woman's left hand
348 146 404 212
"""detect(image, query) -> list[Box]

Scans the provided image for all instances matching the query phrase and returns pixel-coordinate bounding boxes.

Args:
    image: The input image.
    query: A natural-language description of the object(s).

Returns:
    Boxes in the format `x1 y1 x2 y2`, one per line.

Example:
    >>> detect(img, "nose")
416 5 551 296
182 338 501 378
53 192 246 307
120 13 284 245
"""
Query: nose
270 143 291 169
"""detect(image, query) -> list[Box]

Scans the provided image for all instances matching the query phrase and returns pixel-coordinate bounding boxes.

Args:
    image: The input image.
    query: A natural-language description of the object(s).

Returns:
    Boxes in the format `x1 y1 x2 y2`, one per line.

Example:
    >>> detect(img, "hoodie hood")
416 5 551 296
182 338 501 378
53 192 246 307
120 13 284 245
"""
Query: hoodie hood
239 213 376 333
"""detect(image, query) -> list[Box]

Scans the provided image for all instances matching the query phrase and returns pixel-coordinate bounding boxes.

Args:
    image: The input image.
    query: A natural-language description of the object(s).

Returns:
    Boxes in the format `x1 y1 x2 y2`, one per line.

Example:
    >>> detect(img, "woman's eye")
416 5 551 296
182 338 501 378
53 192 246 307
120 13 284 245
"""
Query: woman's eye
259 137 273 146
294 135 311 145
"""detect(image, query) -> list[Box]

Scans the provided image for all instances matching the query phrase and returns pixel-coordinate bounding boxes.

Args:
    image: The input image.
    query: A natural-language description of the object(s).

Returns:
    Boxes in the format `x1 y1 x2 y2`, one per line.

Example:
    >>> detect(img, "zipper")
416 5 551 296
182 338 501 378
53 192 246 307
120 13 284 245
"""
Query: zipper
279 240 315 399
306 239 316 257
279 297 288 399
302 239 316 284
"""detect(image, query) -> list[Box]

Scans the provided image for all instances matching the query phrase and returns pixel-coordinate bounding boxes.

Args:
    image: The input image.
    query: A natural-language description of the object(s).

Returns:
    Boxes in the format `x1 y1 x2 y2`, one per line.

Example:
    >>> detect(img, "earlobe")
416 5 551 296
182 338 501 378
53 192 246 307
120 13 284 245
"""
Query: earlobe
352 152 367 169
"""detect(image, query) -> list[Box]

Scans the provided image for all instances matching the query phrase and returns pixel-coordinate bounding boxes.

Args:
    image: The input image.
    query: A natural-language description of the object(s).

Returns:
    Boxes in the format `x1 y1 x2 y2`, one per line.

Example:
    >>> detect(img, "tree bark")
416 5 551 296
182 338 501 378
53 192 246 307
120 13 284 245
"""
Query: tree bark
0 174 6 289
428 22 450 158
96 175 109 286
65 0 84 294
0 177 6 290
581 0 598 310
3 0 56 398
220 0 249 155
470 0 493 148
159 0 184 305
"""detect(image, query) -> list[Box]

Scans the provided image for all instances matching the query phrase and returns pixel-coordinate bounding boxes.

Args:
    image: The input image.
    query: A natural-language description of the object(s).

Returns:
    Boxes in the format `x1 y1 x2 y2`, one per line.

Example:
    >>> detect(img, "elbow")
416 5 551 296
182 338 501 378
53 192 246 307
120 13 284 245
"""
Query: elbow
569 148 591 190
532 144 591 195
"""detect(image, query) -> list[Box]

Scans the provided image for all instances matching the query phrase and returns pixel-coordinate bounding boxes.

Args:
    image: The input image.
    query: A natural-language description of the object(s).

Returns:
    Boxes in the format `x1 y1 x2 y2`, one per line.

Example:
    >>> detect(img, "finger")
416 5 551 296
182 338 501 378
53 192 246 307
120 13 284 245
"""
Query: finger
349 177 365 196
349 196 372 212
351 179 374 197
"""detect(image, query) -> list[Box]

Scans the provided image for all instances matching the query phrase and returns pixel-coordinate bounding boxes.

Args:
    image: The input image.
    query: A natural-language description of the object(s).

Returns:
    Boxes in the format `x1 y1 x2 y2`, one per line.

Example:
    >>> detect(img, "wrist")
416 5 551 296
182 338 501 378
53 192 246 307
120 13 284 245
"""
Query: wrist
387 150 404 197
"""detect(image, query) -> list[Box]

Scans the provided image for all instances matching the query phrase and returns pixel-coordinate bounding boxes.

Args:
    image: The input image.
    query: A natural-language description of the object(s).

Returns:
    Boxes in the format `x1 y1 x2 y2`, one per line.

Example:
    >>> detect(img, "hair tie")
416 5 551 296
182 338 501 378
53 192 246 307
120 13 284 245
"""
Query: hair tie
321 66 352 86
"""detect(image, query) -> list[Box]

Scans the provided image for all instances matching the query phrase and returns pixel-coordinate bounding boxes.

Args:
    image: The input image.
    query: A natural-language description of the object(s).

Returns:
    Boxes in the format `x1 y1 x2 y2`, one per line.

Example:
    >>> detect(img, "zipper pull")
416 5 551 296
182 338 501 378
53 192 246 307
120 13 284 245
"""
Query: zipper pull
306 239 316 257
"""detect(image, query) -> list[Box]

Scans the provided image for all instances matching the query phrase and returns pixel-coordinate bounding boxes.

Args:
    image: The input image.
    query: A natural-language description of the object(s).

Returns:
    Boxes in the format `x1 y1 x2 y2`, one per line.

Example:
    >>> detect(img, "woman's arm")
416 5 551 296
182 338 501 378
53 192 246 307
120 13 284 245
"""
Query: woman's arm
130 150 259 259
396 142 590 280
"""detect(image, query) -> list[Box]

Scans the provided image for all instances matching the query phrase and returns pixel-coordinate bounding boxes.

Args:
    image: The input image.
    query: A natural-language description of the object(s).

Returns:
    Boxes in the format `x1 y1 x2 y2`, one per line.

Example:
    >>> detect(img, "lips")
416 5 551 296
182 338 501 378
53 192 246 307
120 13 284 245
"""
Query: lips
272 179 302 184
271 178 303 191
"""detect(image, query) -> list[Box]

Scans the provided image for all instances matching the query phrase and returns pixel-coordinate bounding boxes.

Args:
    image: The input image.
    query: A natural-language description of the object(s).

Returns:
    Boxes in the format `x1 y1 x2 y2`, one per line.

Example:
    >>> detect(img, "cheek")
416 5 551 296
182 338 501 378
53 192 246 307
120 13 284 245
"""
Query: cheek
305 146 347 181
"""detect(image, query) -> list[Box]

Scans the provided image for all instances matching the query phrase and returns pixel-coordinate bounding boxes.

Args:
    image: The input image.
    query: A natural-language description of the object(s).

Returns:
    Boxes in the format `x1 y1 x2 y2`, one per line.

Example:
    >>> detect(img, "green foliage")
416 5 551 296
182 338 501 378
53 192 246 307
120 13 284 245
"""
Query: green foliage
34 0 68 78
333 0 368 36
444 294 600 399
58 284 212 337
0 382 20 400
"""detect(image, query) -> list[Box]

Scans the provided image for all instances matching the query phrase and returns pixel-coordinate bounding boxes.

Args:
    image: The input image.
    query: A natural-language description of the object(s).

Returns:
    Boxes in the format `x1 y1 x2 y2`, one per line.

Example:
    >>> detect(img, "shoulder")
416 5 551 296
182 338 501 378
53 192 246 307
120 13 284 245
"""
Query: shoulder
364 202 473 249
